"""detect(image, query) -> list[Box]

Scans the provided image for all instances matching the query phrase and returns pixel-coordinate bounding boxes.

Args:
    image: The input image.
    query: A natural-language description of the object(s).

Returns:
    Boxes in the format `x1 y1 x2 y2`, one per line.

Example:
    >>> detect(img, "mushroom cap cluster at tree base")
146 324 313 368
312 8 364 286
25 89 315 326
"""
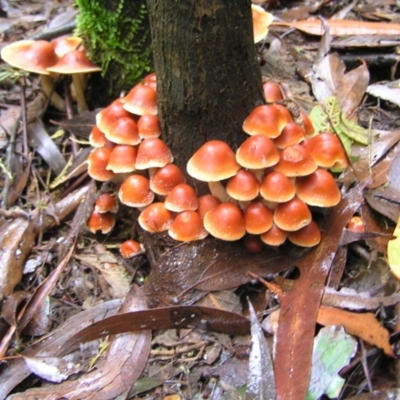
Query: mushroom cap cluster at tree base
86 76 348 253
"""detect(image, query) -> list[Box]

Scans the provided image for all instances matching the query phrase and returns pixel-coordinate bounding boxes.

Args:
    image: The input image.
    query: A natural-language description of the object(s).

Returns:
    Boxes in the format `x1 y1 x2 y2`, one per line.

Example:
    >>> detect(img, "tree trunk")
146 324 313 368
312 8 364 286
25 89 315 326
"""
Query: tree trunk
146 0 264 187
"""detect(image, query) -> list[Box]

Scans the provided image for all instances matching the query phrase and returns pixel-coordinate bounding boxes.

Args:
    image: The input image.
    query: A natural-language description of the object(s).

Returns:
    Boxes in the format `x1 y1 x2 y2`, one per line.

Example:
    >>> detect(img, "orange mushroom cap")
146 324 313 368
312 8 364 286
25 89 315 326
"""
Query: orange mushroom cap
273 122 305 149
251 4 273 43
288 220 321 247
273 144 317 177
273 197 312 232
244 201 274 235
300 111 315 136
197 194 221 219
95 193 118 214
106 145 137 173
164 183 199 212
138 202 174 233
260 223 287 246
150 163 186 196
1 40 58 75
308 133 349 170
226 169 260 201
236 135 279 170
187 140 240 182
295 168 341 207
47 49 101 74
87 210 116 234
123 82 157 116
244 235 264 253
118 174 154 208
260 171 296 203
89 125 107 148
137 114 161 139
168 211 208 242
96 99 136 137
51 36 83 58
87 147 115 182
262 81 284 103
243 105 287 138
120 240 144 258
143 72 157 91
203 202 245 241
135 138 174 170
104 117 141 146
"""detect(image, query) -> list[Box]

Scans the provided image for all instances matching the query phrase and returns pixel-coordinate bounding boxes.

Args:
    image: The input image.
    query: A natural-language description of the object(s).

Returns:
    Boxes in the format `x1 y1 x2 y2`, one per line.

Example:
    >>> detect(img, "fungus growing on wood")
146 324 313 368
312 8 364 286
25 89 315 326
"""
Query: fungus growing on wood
197 194 221 219
236 135 279 171
260 223 287 246
137 114 161 139
135 138 174 172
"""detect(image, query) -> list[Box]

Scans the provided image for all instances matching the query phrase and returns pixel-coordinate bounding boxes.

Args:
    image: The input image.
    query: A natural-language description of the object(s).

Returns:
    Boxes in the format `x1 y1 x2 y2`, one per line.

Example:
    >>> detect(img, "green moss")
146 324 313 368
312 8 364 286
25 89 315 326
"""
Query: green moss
75 0 151 100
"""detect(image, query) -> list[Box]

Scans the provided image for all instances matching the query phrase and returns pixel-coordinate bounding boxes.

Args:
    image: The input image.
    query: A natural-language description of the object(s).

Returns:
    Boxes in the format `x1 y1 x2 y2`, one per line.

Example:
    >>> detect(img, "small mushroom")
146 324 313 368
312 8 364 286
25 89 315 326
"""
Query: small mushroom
95 193 118 214
87 209 116 234
168 211 208 242
138 202 174 233
187 140 240 202
203 202 245 241
118 174 154 208
120 240 144 258
243 105 287 138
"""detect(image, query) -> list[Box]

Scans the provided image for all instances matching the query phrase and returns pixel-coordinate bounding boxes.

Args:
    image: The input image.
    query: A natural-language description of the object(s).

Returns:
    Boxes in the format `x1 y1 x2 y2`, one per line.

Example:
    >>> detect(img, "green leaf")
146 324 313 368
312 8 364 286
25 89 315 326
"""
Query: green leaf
306 326 357 400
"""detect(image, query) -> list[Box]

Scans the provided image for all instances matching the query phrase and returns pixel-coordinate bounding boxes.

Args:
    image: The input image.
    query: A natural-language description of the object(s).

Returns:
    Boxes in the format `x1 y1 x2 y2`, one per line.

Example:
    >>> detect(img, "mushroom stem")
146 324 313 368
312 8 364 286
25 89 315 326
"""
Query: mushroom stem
208 181 232 203
72 73 88 112
40 74 66 111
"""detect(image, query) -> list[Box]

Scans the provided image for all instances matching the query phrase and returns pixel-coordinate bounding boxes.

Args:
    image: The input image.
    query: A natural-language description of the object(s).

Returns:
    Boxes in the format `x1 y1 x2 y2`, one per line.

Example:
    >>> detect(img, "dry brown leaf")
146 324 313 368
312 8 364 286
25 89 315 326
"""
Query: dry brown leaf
317 305 394 357
0 217 35 299
8 287 152 400
0 300 122 399
274 182 365 400
272 19 400 36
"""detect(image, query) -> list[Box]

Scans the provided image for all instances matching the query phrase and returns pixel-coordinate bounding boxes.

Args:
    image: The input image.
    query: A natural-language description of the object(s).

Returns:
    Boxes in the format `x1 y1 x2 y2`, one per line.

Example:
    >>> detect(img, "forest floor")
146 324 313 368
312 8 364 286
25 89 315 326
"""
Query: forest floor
1 0 400 399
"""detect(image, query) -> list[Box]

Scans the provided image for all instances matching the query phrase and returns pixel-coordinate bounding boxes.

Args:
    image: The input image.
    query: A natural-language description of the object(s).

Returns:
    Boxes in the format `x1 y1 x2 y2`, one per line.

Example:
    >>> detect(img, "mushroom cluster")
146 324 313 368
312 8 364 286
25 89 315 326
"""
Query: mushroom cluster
0 37 101 111
185 81 348 247
87 75 348 252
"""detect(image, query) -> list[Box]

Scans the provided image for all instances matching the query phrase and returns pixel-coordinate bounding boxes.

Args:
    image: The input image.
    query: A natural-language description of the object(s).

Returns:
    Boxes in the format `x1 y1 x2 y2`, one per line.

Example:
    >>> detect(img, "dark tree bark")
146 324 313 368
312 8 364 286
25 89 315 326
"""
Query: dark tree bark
146 0 264 185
